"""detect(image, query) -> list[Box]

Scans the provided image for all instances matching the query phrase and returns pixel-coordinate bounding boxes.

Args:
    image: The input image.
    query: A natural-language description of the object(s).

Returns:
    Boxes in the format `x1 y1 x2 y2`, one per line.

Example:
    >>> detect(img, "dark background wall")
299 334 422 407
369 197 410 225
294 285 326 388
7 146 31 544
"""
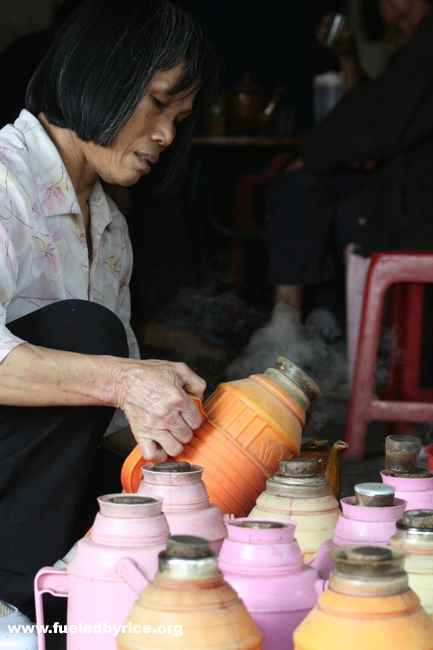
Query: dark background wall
177 0 340 134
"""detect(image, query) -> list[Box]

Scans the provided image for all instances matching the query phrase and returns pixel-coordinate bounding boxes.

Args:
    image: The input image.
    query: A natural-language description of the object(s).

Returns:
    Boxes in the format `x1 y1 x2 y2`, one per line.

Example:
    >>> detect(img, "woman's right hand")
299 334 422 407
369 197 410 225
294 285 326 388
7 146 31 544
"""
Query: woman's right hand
111 358 206 462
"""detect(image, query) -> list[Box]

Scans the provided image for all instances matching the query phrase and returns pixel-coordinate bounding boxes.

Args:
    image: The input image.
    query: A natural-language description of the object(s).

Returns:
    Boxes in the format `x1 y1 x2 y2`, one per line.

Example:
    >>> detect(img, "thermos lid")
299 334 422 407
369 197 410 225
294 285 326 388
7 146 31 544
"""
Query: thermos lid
149 461 192 473
166 535 211 558
329 545 407 582
159 535 218 579
97 493 163 518
386 434 422 450
264 356 321 410
279 458 317 478
354 482 395 507
398 510 433 531
344 546 392 563
238 521 285 529
393 468 432 478
385 435 422 473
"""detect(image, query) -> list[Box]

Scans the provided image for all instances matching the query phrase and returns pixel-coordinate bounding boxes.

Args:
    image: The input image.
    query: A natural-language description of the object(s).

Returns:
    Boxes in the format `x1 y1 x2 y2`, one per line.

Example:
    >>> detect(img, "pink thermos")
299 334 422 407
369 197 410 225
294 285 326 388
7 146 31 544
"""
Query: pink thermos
218 518 322 650
138 461 227 553
381 435 433 510
34 494 169 650
311 483 406 579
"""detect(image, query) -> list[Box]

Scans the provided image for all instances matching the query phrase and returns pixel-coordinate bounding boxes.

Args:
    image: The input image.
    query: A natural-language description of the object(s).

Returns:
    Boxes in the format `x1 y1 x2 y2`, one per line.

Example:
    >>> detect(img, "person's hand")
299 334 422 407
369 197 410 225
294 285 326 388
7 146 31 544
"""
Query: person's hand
112 359 206 462
316 13 357 58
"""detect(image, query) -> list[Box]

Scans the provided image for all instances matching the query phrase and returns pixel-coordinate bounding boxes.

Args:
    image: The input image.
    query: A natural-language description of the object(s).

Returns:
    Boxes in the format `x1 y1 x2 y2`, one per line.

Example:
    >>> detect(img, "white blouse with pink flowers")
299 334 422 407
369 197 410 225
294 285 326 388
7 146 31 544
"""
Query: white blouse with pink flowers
0 109 139 432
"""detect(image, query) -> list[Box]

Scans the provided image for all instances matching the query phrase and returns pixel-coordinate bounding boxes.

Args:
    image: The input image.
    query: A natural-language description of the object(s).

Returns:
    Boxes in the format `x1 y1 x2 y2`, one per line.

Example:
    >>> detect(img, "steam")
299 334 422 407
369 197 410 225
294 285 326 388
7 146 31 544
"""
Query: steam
226 303 349 433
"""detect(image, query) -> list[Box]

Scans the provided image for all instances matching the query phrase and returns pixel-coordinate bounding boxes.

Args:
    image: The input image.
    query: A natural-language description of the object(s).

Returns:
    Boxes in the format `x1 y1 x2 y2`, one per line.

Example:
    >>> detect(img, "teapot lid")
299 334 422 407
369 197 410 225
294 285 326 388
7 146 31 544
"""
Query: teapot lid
300 437 329 450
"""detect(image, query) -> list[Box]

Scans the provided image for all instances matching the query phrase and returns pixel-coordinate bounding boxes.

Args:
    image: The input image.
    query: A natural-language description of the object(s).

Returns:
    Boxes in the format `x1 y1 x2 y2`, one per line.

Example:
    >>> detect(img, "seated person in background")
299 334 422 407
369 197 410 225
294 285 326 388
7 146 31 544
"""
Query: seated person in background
265 0 433 376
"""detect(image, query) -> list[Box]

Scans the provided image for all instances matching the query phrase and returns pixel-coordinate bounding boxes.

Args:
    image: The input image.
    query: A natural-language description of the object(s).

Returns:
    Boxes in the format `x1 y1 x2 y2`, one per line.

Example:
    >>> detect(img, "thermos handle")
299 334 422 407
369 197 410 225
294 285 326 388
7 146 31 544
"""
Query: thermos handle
118 558 149 594
34 567 68 650
314 578 329 596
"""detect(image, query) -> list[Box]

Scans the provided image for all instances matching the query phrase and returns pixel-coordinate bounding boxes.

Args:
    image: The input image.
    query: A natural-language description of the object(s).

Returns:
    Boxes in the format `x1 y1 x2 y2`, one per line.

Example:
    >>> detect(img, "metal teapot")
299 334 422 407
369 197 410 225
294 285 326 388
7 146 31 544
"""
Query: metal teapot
227 72 282 135
300 438 348 501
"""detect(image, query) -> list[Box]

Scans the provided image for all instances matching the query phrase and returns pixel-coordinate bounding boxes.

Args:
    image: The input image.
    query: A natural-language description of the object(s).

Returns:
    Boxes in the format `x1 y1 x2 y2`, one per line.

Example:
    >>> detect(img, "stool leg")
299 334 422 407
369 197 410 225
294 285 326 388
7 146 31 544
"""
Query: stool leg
402 283 424 400
345 270 387 459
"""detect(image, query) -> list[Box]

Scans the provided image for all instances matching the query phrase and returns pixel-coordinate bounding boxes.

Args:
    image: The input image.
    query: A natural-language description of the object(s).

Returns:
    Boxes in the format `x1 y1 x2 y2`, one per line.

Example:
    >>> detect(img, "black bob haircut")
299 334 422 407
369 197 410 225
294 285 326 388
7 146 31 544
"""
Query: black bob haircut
26 0 219 192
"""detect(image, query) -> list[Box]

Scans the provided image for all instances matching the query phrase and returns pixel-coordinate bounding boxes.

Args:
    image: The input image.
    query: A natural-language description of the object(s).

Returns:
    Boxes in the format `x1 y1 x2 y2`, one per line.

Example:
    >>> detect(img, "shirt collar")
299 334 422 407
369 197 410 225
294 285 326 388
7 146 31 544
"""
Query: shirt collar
14 110 113 227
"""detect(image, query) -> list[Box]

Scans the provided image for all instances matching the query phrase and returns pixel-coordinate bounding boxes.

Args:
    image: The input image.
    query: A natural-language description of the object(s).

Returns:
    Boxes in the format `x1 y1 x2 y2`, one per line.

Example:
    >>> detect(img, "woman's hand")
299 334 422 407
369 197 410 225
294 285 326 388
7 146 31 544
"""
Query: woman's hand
0 344 205 463
316 13 357 58
112 359 206 462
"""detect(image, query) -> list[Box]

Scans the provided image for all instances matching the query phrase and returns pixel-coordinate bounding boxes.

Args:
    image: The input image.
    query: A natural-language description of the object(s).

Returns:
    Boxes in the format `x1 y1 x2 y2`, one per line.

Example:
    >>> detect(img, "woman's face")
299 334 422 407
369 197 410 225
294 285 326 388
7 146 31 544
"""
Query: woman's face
81 62 199 186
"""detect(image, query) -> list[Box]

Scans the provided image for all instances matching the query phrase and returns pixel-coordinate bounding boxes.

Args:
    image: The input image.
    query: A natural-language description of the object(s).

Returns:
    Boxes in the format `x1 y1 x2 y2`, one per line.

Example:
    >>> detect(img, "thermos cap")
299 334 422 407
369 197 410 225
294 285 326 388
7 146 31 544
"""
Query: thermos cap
345 546 392 563
238 521 285 529
264 356 321 410
97 493 163 519
328 545 408 596
279 457 317 477
354 483 395 507
166 535 212 559
159 535 218 579
400 510 433 530
385 435 422 473
149 461 192 473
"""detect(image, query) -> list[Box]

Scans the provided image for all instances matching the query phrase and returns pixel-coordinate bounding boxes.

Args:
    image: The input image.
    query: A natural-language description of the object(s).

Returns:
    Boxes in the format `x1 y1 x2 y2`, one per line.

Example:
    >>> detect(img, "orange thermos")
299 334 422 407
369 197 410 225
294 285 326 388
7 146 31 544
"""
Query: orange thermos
122 357 320 517
117 535 263 650
293 545 433 650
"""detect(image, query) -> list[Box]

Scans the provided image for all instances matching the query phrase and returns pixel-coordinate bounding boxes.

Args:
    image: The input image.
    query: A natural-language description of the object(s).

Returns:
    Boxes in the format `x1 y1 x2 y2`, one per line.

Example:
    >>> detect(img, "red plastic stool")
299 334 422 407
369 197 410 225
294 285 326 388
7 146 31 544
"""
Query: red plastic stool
345 251 433 459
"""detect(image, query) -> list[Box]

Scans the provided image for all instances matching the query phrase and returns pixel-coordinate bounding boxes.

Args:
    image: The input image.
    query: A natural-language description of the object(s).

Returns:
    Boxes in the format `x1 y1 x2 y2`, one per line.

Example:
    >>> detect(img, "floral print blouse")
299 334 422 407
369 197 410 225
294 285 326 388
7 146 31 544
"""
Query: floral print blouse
0 109 139 432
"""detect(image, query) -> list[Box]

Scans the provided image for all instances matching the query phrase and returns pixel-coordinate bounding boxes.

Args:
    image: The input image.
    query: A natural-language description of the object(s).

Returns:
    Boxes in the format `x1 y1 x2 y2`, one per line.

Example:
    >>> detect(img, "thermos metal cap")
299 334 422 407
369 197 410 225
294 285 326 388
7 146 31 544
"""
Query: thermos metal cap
238 521 285 529
279 457 317 477
400 510 433 530
354 483 395 507
393 468 432 478
264 356 321 410
107 495 156 505
385 435 422 473
149 461 192 473
328 545 408 596
159 535 218 579
166 535 212 559
97 493 163 519
345 546 393 563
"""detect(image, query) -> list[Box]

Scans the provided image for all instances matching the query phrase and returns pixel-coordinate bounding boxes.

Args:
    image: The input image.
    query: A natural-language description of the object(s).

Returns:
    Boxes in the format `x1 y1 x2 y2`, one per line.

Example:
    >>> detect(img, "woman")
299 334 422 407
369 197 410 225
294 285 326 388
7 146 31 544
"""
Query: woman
0 0 218 616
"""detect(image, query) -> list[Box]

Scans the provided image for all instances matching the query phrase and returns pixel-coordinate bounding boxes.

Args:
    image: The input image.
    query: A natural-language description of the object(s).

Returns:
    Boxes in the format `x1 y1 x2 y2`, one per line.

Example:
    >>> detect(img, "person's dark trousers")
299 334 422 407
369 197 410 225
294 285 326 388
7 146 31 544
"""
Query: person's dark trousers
265 168 366 287
0 300 129 619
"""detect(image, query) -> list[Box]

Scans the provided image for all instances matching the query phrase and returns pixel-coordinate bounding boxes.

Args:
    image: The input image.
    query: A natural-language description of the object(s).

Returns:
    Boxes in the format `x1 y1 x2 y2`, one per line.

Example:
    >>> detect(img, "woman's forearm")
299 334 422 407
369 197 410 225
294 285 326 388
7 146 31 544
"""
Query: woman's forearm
0 343 117 407
0 342 206 462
